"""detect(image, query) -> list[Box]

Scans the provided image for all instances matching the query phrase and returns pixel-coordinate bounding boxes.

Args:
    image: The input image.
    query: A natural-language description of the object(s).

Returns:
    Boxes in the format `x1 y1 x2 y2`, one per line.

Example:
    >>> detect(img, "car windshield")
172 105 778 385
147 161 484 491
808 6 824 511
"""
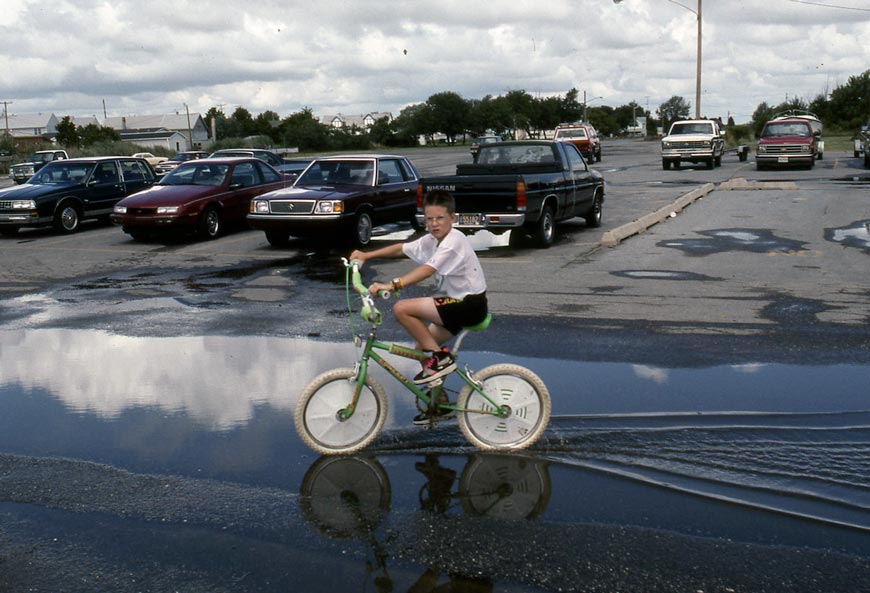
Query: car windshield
670 123 713 135
31 162 94 184
297 160 374 185
476 137 500 145
555 128 587 139
33 153 58 164
763 123 810 137
160 162 229 186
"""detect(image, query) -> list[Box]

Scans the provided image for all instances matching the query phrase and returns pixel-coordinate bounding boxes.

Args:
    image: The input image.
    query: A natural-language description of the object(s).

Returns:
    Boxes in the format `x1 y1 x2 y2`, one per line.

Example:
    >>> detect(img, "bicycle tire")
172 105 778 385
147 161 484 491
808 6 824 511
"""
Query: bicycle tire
457 364 551 451
295 368 388 455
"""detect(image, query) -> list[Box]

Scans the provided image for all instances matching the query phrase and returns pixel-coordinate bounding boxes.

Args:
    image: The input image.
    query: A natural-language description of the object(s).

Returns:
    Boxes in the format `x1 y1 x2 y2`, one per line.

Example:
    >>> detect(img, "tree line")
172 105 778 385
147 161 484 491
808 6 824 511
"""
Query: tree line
10 68 868 156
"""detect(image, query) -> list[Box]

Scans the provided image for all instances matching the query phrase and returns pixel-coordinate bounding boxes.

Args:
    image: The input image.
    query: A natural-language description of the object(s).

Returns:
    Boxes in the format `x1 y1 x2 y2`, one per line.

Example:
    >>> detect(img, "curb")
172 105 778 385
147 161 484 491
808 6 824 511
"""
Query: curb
599 178 798 247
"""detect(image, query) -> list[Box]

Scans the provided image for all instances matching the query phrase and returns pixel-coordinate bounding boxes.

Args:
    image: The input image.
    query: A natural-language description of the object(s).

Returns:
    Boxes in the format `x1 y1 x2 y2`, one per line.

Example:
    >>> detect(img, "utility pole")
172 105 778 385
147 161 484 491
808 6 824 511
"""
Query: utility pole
184 103 193 149
1 100 12 137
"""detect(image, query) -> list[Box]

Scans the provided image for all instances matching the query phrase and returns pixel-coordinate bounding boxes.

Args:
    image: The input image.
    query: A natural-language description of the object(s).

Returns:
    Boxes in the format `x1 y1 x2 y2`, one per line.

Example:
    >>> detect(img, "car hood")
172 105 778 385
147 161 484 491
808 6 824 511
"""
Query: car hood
117 184 222 206
0 182 78 198
259 185 357 201
758 135 812 144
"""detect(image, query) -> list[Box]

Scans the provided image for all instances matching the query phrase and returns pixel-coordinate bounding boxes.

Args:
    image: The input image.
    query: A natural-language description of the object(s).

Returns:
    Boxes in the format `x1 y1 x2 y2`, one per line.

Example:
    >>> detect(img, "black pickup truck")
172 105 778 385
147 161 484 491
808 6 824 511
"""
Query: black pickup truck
417 140 604 248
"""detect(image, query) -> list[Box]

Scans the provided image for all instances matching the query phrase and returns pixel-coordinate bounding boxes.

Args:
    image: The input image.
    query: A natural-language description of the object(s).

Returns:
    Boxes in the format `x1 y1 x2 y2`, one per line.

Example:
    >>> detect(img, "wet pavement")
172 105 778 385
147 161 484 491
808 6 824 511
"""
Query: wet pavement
1 326 869 591
2 146 870 591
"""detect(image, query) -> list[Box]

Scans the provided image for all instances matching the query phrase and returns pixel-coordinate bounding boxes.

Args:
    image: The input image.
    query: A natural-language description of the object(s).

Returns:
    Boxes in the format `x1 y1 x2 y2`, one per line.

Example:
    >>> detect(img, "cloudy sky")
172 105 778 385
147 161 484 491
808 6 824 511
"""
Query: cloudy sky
2 0 869 125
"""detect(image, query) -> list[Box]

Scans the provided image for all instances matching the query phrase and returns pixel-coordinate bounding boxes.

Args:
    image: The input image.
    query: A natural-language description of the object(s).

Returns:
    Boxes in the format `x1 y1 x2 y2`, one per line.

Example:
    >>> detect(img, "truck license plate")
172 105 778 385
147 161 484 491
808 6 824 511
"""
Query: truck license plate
459 214 482 226
777 156 788 164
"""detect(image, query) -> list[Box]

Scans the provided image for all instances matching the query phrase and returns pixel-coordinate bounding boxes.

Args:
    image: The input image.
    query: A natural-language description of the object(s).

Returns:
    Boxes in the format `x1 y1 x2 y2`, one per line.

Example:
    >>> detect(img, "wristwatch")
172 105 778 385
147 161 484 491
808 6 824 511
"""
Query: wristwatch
390 277 404 291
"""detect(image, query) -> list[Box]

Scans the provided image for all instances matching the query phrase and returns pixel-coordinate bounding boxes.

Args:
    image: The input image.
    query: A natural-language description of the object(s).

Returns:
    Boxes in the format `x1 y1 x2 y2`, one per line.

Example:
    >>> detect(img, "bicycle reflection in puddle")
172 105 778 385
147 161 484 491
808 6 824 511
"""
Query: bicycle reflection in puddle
300 453 551 593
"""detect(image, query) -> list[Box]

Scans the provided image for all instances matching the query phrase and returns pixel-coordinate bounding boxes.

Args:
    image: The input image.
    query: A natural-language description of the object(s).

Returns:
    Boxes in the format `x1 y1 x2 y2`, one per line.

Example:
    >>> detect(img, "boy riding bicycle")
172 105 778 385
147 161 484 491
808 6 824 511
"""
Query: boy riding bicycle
349 190 488 421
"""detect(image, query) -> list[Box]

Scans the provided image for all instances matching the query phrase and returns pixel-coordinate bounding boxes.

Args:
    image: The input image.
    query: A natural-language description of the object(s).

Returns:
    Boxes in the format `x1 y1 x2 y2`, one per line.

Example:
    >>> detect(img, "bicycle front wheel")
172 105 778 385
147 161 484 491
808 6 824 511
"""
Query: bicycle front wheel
457 364 551 451
295 368 388 455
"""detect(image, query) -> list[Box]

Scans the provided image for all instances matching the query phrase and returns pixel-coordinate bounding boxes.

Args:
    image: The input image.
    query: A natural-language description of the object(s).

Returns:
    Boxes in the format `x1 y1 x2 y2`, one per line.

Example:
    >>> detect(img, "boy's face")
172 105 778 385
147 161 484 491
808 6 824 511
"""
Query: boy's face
423 204 455 241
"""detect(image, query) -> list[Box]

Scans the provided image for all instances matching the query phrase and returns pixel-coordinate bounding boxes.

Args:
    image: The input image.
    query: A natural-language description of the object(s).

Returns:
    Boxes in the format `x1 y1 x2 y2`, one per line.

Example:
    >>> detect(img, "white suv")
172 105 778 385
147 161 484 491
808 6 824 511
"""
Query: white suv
661 119 725 170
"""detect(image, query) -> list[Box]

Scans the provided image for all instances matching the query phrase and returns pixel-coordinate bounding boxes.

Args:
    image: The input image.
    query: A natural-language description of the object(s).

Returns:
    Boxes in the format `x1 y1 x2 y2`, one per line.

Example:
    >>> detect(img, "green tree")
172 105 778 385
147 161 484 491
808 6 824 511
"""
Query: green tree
367 116 394 146
658 96 690 131
751 102 775 136
426 91 469 143
56 116 80 147
79 123 120 147
503 90 535 138
279 108 331 151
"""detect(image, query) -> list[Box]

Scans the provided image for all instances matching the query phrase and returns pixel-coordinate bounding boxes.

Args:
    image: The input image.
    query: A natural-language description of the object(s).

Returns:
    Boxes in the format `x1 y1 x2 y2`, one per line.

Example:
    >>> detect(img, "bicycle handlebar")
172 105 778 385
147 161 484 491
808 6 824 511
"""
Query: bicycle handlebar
343 258 385 325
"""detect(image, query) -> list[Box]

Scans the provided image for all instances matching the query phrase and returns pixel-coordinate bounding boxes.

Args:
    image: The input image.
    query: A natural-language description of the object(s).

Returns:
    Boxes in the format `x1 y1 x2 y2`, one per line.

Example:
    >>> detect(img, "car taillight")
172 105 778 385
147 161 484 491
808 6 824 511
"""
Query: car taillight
516 179 527 210
416 184 424 210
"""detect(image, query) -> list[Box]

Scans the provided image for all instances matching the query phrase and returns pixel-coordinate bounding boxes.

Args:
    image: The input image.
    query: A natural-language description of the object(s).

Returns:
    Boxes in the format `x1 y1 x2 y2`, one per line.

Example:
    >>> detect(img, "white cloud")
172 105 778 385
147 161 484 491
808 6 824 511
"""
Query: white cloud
0 0 868 123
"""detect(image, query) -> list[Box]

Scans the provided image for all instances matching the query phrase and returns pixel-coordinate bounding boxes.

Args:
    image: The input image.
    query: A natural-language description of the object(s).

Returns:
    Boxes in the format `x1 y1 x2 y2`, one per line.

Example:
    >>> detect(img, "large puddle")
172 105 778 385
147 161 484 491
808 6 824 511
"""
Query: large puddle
1 328 869 590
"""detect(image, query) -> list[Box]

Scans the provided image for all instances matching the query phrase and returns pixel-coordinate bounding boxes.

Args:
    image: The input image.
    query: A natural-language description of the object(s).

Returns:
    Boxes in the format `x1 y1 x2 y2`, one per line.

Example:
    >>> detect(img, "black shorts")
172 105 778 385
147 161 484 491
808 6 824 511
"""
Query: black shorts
434 292 488 335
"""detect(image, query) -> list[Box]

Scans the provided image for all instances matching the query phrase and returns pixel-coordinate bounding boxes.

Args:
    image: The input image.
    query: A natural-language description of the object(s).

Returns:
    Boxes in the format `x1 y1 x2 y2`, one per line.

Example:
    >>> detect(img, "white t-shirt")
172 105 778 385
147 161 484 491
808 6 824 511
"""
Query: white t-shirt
402 228 487 299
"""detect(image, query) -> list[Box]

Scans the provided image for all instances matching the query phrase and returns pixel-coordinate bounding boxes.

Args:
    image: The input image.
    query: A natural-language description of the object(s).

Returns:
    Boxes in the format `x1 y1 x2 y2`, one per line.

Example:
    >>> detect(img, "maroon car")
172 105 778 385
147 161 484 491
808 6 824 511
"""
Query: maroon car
111 157 289 240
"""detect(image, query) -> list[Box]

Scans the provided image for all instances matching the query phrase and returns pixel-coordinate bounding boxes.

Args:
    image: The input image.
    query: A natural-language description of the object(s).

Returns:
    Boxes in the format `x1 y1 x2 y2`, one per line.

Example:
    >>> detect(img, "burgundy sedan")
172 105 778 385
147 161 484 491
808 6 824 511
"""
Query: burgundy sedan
111 157 289 240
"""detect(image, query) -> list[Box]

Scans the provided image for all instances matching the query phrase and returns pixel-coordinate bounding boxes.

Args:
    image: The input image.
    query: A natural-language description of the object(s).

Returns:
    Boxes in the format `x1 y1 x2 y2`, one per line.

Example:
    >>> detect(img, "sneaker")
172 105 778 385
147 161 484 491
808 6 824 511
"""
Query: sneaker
413 349 456 385
412 407 456 425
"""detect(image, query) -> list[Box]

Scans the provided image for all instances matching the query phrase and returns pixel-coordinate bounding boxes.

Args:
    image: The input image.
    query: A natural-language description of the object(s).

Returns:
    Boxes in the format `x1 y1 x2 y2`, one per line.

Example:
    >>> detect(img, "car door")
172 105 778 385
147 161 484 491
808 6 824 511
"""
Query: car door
85 160 124 216
562 143 595 216
373 158 417 223
227 160 263 223
119 159 155 197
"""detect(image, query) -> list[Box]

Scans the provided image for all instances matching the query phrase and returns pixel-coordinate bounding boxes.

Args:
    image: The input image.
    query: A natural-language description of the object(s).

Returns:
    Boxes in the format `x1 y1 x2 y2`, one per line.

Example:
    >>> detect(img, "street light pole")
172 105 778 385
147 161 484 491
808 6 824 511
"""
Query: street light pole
614 0 702 118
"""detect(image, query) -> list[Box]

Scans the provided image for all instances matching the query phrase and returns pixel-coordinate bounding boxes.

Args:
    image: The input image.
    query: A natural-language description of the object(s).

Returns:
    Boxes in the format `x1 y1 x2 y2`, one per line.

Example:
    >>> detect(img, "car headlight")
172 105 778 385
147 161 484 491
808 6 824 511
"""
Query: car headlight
11 199 36 209
662 141 671 149
758 146 767 154
801 145 810 153
157 206 179 214
252 200 270 214
316 201 343 214
114 205 127 214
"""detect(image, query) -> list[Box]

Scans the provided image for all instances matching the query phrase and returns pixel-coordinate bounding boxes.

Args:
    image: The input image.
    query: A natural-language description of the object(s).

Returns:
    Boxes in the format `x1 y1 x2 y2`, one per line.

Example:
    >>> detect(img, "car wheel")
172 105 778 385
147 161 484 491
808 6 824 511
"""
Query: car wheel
198 206 221 239
584 191 603 228
127 230 147 241
0 226 20 236
715 154 722 167
265 230 290 247
53 201 81 234
865 154 870 168
531 204 555 248
706 158 714 170
596 149 602 163
354 211 373 247
508 229 528 248
662 159 671 170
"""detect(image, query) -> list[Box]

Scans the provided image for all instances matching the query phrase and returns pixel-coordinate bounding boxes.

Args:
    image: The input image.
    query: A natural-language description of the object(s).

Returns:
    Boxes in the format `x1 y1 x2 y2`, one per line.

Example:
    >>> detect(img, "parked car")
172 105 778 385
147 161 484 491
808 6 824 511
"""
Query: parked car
248 155 420 247
10 150 70 184
553 123 601 163
209 148 302 176
154 151 210 176
756 115 821 170
470 135 503 161
419 140 604 248
280 157 314 183
132 152 169 167
111 157 288 240
0 156 156 234
660 119 725 170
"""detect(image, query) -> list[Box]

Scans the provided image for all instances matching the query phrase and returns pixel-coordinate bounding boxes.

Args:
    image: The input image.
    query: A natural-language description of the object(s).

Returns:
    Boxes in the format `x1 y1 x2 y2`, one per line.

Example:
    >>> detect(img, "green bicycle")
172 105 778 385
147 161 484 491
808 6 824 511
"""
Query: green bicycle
294 259 552 455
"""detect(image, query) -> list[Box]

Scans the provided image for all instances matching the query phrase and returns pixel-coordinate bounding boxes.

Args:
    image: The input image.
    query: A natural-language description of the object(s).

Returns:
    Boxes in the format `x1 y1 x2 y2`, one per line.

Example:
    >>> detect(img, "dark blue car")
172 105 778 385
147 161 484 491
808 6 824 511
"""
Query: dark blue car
0 156 156 235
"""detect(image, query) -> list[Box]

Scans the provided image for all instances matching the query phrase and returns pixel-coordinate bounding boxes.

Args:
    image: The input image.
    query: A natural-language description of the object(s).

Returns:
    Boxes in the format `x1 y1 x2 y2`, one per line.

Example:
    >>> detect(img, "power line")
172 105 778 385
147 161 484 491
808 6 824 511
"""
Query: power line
783 0 870 11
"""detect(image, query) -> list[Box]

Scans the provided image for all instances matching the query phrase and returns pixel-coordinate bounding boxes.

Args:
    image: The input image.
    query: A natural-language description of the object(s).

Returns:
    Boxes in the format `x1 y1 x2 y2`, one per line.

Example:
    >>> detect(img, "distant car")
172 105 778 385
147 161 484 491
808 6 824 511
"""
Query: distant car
132 152 169 167
248 154 420 247
661 119 725 170
553 124 601 163
111 157 289 240
154 151 210 176
470 135 503 161
0 156 156 235
209 148 302 176
10 149 69 184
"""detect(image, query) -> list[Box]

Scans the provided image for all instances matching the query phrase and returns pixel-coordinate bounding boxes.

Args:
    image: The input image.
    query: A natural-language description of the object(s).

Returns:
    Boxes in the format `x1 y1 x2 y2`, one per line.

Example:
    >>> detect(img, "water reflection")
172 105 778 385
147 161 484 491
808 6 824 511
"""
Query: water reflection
300 453 551 593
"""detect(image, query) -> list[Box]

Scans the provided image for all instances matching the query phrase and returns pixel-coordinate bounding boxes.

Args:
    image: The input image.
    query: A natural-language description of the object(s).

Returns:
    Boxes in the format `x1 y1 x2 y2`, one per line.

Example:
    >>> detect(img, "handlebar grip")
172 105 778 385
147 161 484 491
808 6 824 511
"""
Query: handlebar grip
377 289 391 300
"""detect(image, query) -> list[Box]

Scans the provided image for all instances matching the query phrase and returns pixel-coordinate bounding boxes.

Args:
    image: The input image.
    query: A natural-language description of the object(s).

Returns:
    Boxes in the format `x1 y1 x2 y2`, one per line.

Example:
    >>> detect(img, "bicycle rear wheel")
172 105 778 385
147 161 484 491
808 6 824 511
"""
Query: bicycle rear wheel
295 368 388 455
457 364 550 451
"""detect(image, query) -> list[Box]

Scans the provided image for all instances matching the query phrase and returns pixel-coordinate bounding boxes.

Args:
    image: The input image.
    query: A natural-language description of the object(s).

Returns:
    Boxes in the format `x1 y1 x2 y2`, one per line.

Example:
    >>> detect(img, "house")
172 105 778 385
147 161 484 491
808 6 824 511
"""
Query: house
2 113 60 149
104 113 211 150
320 112 392 133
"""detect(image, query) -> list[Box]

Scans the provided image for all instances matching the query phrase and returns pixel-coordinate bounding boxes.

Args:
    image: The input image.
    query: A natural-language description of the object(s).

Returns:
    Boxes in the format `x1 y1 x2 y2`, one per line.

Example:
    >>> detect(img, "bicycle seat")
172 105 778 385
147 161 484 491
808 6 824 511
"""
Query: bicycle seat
463 314 491 332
